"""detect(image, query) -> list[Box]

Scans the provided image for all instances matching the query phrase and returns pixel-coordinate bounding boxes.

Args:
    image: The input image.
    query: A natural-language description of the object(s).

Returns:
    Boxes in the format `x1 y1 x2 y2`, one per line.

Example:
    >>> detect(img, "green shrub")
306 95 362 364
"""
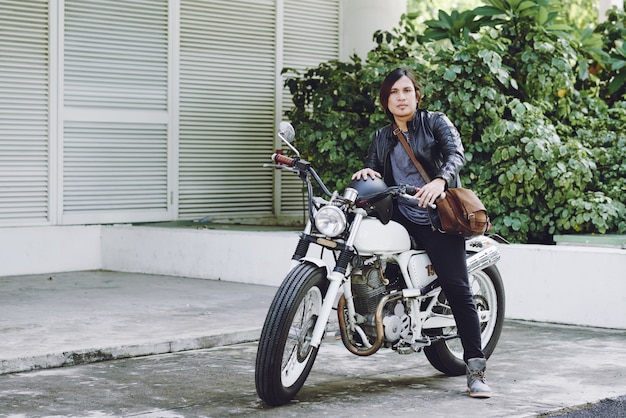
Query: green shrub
284 0 626 243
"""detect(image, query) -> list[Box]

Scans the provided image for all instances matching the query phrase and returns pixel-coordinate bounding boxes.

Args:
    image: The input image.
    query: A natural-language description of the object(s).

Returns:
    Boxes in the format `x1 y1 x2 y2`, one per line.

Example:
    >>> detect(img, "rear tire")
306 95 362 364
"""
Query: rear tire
255 263 328 406
424 264 505 376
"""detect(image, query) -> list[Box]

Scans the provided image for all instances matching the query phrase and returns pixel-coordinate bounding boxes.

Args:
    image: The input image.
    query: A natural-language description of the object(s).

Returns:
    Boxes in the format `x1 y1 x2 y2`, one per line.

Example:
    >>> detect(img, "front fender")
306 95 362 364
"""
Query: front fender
289 257 330 275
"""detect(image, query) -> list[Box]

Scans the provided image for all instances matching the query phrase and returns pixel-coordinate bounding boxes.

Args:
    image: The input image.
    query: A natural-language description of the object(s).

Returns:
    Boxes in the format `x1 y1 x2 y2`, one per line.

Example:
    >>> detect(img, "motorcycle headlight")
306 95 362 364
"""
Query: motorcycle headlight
314 205 347 237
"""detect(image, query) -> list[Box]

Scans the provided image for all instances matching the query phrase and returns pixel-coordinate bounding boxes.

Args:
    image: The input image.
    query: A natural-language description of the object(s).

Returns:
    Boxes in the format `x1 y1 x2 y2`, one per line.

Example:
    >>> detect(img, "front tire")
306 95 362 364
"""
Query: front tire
424 264 505 376
255 263 328 406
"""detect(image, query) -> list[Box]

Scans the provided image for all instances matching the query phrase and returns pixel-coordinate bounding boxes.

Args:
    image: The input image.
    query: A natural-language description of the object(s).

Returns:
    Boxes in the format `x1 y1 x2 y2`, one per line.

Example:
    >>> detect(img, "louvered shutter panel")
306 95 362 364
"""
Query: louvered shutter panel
178 0 276 221
0 0 49 225
178 0 339 222
62 0 171 224
280 0 339 216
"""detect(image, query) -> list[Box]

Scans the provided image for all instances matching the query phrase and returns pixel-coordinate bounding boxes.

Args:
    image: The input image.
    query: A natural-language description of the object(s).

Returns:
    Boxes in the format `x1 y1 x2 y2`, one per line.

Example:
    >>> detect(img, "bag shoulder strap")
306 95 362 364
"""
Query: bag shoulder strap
392 123 432 183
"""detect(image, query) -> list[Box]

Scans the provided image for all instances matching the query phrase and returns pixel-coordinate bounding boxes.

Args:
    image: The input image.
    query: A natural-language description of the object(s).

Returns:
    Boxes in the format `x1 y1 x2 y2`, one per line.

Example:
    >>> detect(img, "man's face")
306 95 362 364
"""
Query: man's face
387 75 417 120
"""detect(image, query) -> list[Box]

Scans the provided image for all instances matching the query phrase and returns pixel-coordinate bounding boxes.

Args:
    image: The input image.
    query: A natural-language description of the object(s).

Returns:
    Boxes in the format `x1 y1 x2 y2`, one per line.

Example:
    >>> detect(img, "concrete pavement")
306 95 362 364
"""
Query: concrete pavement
1 270 625 417
0 271 277 375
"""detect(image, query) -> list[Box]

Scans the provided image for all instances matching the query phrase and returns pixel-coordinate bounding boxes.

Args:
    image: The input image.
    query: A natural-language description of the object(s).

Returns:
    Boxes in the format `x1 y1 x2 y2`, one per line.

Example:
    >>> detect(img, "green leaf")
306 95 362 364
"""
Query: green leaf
474 6 504 16
609 72 626 94
443 68 458 81
423 19 450 29
537 6 548 25
545 24 572 31
518 1 538 13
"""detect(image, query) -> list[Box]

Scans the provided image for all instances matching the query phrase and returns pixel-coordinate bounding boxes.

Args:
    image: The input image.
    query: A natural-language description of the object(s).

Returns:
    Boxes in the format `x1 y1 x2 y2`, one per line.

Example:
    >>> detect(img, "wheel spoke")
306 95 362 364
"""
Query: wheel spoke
280 285 323 387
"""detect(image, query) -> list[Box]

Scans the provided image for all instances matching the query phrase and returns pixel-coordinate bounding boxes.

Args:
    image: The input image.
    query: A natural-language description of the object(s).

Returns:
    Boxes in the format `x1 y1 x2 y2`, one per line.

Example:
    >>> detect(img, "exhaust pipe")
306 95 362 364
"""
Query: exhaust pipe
466 245 500 275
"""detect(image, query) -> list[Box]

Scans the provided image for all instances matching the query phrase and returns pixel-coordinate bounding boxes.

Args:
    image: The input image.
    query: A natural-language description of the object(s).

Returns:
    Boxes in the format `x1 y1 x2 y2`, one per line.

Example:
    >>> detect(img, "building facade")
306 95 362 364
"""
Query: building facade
0 0 405 229
0 0 405 276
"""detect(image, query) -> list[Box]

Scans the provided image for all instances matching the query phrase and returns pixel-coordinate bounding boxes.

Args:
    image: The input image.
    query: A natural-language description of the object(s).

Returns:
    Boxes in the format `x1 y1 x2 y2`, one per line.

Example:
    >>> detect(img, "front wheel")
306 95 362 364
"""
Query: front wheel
424 264 505 376
255 263 328 406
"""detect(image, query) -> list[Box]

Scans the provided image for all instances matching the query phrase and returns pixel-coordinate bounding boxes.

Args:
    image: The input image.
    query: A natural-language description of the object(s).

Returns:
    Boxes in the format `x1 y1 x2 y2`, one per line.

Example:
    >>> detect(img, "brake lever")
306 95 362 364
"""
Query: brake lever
400 193 437 209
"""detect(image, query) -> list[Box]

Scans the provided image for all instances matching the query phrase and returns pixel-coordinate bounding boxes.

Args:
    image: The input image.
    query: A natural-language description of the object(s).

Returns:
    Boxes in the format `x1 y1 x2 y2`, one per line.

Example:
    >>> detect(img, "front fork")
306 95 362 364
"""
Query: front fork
307 211 365 349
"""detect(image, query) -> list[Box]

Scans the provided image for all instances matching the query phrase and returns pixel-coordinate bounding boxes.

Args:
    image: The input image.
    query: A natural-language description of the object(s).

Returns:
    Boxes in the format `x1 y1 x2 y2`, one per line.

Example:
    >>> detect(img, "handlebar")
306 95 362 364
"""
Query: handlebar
268 152 334 198
272 153 295 167
268 148 438 213
356 185 437 209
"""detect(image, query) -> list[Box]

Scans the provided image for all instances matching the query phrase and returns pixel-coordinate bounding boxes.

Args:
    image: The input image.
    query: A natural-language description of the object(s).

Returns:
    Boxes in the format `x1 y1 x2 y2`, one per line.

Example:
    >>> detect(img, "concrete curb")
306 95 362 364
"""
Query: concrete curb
1 329 260 375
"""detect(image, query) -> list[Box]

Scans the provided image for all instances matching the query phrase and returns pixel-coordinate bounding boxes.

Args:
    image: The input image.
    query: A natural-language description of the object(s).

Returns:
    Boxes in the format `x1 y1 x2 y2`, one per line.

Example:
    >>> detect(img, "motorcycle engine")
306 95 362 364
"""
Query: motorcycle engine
350 262 411 345
351 265 386 314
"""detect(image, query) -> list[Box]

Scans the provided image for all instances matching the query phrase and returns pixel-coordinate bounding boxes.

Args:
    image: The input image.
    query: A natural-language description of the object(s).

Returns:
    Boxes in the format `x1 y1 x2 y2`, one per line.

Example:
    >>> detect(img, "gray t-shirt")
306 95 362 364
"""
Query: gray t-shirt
389 136 431 225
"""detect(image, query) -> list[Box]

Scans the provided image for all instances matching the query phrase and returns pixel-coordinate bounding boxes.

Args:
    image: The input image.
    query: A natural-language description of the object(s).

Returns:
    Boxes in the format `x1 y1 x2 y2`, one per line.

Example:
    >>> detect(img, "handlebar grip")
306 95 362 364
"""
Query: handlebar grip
272 153 295 166
405 185 417 196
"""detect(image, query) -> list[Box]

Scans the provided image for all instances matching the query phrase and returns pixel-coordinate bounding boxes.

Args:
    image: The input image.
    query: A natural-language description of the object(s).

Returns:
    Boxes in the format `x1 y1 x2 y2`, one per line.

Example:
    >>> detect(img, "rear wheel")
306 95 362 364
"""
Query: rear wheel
255 263 328 406
424 264 505 376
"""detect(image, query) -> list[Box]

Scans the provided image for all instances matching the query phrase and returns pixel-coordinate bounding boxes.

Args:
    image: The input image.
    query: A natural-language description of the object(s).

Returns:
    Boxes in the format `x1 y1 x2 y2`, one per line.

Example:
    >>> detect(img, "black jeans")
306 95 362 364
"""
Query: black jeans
392 208 484 362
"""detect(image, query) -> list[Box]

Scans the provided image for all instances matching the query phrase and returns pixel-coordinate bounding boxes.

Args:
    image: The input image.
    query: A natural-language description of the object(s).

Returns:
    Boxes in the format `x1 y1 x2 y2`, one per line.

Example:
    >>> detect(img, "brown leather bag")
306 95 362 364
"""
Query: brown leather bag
392 124 491 237
434 188 491 237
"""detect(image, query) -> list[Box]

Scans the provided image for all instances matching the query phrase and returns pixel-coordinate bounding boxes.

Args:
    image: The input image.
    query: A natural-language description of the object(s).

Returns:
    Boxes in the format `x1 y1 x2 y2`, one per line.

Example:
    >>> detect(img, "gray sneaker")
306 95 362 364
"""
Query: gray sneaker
466 358 491 398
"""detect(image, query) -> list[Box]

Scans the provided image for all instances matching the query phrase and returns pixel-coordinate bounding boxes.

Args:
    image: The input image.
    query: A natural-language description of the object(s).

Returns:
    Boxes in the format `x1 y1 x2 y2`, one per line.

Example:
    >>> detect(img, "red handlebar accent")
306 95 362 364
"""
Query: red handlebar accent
272 153 295 166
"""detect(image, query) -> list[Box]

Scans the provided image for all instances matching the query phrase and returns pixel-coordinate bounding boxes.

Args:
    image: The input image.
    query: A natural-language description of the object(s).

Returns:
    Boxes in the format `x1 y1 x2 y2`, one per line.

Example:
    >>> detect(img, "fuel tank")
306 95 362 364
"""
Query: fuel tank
353 218 411 255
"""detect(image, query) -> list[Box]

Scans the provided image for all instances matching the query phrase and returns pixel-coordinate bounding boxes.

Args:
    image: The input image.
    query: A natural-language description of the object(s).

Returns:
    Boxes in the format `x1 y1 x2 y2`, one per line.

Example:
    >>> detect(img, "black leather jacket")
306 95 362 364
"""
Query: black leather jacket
364 109 465 188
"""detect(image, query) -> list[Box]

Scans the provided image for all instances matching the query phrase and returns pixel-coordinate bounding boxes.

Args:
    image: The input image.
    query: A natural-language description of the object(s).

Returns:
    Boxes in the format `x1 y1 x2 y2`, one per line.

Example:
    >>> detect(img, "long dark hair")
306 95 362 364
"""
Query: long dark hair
379 68 422 121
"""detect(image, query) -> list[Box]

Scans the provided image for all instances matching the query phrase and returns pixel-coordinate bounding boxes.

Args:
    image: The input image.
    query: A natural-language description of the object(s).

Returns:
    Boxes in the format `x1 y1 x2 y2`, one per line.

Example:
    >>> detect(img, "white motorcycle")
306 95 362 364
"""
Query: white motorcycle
255 122 505 406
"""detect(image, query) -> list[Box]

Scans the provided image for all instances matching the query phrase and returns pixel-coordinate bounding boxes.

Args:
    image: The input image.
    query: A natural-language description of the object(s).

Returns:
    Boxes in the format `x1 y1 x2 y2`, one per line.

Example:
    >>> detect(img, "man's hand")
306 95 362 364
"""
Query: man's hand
351 168 382 181
415 178 446 208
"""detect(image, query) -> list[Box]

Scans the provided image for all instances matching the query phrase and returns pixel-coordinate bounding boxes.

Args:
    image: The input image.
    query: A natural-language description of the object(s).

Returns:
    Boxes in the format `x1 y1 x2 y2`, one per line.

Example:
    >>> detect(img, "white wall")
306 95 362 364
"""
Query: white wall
100 225 299 285
0 226 101 277
340 0 407 60
498 244 626 329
